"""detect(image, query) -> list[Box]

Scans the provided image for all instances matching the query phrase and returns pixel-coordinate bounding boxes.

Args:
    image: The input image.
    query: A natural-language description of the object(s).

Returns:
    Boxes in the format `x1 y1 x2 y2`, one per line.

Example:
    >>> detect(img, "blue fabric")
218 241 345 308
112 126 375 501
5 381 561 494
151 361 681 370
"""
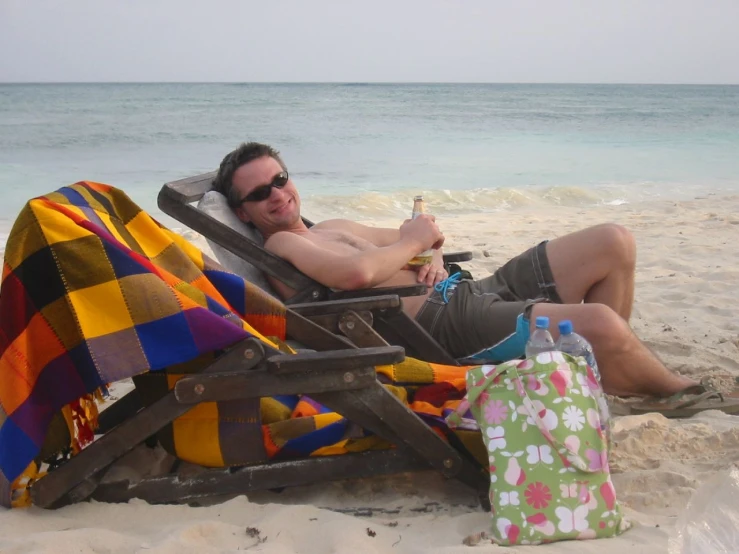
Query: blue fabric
136 313 201 369
0 420 37 480
460 313 531 364
203 269 247 314
277 419 349 458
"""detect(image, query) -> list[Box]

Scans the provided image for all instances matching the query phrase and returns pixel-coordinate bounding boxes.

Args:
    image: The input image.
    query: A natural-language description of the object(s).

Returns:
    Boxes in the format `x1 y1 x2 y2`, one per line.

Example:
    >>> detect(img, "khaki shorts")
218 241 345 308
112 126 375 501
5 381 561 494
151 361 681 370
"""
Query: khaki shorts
415 241 563 360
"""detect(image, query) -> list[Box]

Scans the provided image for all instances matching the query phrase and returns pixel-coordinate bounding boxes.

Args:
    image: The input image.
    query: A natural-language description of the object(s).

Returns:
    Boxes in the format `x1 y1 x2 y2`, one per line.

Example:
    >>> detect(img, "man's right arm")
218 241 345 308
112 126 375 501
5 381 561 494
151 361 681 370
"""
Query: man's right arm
266 216 443 290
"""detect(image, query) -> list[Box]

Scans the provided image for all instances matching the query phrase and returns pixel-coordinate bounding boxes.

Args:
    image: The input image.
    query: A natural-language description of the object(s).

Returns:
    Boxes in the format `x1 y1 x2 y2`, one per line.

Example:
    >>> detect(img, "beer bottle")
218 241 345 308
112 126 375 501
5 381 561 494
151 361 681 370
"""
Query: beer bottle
407 195 435 266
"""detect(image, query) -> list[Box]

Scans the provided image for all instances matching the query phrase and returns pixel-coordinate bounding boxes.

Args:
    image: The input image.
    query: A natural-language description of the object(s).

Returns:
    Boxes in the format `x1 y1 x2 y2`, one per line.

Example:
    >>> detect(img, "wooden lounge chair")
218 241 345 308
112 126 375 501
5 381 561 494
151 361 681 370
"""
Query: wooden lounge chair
29 298 488 509
158 172 473 365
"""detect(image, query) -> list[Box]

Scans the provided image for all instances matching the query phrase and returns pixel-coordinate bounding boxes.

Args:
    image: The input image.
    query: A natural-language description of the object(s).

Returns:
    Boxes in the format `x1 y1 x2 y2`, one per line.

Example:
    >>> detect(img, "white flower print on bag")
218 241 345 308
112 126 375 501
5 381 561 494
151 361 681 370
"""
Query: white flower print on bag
562 406 585 431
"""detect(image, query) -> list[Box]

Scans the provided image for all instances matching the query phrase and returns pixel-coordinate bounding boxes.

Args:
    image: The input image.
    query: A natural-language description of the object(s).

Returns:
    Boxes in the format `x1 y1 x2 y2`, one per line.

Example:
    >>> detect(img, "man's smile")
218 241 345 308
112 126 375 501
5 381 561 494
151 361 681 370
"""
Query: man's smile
270 198 293 215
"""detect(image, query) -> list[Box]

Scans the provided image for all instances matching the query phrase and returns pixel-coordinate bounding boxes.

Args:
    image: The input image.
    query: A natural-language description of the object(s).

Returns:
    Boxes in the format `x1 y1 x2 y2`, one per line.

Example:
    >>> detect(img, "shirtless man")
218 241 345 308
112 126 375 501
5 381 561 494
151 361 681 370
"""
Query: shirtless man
213 142 696 398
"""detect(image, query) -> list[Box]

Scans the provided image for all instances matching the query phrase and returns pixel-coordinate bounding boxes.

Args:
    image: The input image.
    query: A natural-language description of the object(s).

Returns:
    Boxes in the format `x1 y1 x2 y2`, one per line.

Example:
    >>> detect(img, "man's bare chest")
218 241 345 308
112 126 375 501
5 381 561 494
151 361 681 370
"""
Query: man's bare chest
308 229 376 254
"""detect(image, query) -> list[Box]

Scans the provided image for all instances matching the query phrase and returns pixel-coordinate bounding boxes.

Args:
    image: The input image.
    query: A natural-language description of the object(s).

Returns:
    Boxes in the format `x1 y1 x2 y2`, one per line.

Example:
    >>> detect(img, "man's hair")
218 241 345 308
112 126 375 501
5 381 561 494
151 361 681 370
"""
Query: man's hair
212 142 287 208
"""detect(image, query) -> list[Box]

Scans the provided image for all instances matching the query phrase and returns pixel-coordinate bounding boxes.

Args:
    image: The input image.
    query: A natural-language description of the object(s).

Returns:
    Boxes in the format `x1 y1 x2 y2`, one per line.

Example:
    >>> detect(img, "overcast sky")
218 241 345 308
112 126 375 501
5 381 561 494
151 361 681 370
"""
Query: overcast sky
2 0 738 84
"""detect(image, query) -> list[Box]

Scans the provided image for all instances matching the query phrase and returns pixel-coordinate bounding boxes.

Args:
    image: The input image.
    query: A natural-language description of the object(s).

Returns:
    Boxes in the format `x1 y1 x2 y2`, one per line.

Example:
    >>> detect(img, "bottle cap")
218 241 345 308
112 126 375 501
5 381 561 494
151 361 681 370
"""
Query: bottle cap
558 320 573 335
535 316 549 329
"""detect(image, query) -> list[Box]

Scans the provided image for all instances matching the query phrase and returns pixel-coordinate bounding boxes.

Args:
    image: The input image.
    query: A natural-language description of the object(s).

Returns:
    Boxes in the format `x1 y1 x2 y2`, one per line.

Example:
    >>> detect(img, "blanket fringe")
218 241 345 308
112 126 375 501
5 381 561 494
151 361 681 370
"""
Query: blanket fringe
7 388 107 507
62 390 104 454
10 389 107 506
9 461 46 508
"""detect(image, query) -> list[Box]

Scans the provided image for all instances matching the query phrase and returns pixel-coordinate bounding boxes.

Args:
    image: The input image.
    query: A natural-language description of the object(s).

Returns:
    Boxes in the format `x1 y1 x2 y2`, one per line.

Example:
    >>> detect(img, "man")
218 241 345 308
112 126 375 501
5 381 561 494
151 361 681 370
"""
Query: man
213 142 695 398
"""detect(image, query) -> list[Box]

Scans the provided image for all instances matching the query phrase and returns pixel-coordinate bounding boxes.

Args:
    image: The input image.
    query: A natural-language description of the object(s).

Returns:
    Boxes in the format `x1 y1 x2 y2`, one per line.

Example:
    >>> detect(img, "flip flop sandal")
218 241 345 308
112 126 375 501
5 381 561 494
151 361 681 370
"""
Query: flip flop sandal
630 388 739 418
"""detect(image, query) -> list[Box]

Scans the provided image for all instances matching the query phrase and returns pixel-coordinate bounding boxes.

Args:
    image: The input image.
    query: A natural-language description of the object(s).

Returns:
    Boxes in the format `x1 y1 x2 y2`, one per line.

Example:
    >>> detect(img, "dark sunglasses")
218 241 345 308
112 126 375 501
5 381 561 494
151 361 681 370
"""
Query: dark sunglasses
239 171 289 204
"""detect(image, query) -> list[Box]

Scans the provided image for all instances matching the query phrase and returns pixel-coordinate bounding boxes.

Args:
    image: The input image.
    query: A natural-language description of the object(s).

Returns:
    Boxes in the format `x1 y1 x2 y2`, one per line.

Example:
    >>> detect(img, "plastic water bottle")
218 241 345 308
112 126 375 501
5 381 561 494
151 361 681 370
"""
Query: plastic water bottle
556 320 611 454
555 320 601 382
525 316 555 357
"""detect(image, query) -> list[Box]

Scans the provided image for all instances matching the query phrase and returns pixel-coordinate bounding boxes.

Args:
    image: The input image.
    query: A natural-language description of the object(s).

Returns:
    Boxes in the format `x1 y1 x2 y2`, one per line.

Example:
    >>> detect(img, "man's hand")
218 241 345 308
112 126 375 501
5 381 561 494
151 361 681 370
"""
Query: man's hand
416 263 448 287
399 214 445 251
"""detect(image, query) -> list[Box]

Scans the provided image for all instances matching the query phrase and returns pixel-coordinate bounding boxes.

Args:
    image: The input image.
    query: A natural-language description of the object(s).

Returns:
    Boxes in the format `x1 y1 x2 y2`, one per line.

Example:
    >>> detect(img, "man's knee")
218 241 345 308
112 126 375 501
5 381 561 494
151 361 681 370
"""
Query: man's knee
595 223 636 270
573 303 631 350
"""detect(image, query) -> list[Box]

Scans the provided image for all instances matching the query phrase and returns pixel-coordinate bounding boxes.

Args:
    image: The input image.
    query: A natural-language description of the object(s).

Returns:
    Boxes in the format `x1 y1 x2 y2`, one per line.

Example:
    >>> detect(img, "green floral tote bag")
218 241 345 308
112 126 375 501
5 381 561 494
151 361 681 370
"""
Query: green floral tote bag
447 352 630 546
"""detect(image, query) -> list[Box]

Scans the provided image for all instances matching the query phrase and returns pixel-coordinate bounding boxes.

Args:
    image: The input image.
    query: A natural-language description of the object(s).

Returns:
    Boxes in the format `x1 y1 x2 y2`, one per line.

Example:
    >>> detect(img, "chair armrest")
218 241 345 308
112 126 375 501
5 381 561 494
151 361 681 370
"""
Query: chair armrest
289 295 402 317
268 345 405 373
328 284 427 301
443 251 473 263
173 346 406 403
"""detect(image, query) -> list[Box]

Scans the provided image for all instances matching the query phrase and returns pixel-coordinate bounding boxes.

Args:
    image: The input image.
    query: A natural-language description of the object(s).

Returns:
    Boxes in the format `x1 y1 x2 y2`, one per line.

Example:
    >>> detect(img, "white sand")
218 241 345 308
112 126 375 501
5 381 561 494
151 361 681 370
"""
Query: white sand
2 194 738 553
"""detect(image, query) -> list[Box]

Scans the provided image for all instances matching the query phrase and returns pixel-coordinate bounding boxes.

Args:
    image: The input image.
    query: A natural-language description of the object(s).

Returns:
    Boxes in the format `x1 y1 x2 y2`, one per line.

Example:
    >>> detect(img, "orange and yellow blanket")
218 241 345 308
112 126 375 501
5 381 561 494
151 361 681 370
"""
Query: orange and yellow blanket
0 183 476 506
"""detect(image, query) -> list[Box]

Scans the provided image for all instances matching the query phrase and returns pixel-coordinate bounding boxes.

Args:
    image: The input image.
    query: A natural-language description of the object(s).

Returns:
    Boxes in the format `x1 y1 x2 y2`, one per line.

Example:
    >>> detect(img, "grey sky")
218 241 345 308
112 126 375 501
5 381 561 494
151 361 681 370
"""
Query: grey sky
2 0 738 83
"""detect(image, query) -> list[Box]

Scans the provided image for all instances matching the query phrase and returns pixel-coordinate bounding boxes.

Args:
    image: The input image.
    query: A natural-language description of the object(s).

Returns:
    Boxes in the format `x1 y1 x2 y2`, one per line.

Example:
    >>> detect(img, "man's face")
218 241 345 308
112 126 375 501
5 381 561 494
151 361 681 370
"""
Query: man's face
232 156 301 235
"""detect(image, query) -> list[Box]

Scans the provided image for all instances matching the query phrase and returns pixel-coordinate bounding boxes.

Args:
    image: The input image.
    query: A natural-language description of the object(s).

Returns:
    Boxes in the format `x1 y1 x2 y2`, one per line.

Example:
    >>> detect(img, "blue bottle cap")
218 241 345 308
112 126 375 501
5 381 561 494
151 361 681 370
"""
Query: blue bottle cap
535 316 549 329
558 320 573 335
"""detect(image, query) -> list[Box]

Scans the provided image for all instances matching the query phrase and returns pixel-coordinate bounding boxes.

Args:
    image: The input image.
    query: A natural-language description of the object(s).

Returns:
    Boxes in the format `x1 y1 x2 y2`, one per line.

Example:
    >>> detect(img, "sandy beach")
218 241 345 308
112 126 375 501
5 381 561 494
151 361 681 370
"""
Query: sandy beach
1 193 738 553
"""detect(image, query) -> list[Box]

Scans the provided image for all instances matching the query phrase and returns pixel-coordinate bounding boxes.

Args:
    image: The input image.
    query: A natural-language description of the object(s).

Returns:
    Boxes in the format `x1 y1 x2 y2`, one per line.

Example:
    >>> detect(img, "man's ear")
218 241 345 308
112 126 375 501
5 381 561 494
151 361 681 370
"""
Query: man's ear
235 205 251 223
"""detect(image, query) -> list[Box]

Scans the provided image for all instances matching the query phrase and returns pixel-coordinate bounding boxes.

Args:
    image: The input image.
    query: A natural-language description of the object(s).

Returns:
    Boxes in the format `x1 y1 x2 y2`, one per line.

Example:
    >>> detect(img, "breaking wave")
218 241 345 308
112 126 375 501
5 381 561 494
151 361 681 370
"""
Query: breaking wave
301 184 634 220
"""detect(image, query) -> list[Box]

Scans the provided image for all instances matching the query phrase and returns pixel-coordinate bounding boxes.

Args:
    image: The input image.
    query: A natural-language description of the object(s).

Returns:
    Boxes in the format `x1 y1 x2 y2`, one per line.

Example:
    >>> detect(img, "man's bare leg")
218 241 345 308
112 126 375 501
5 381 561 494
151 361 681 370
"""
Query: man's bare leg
531 303 695 397
545 224 636 320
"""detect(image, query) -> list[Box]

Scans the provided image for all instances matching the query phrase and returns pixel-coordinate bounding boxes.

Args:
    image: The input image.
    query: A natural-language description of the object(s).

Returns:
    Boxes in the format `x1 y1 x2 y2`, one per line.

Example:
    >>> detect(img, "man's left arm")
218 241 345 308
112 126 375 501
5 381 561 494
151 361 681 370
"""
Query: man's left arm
345 220 449 287
318 219 448 286
415 248 448 287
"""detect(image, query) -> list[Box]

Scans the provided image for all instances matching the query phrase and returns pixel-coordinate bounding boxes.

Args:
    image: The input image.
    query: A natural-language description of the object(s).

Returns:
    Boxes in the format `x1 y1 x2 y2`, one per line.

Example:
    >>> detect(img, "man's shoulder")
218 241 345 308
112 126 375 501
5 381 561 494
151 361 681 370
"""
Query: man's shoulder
264 229 307 253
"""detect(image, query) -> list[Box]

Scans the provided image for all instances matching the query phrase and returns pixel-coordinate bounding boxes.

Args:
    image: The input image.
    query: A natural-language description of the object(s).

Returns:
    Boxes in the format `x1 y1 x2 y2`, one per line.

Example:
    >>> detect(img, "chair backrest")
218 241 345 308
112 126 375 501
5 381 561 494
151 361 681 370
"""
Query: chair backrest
158 173 328 303
196 190 275 295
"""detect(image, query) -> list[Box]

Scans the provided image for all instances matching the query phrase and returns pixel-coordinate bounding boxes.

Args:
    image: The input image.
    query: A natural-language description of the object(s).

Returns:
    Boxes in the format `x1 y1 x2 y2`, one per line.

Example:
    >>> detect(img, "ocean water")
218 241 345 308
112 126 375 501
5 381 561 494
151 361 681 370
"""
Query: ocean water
1 83 739 243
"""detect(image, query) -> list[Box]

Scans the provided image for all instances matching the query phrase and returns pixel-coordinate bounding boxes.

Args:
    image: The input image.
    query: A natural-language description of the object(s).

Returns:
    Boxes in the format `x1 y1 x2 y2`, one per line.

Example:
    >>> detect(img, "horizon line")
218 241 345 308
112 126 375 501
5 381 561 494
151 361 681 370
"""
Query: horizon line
1 81 739 86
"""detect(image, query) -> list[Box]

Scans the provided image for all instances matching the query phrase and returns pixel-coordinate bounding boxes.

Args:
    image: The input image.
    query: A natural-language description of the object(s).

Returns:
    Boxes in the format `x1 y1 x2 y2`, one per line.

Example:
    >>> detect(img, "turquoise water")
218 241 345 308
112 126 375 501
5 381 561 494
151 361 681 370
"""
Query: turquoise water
1 83 738 236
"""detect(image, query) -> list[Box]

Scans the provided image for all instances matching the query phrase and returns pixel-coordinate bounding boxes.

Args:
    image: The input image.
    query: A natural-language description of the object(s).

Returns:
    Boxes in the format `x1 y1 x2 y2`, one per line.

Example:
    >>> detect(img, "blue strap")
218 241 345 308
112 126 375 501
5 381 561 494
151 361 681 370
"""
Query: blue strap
434 272 462 304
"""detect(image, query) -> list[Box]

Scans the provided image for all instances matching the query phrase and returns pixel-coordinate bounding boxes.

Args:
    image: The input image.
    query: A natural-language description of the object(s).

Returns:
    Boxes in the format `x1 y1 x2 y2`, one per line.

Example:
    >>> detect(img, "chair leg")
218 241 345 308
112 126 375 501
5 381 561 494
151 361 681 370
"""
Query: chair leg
32 392 195 508
314 383 454 476
338 310 390 348
286 310 355 350
375 311 459 366
313 383 488 494
97 390 143 433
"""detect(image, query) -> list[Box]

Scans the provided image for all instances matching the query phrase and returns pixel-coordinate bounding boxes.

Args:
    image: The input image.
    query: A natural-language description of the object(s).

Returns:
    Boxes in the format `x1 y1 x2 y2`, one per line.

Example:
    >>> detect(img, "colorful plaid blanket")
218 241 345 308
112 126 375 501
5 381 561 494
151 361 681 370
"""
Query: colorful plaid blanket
0 183 478 506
